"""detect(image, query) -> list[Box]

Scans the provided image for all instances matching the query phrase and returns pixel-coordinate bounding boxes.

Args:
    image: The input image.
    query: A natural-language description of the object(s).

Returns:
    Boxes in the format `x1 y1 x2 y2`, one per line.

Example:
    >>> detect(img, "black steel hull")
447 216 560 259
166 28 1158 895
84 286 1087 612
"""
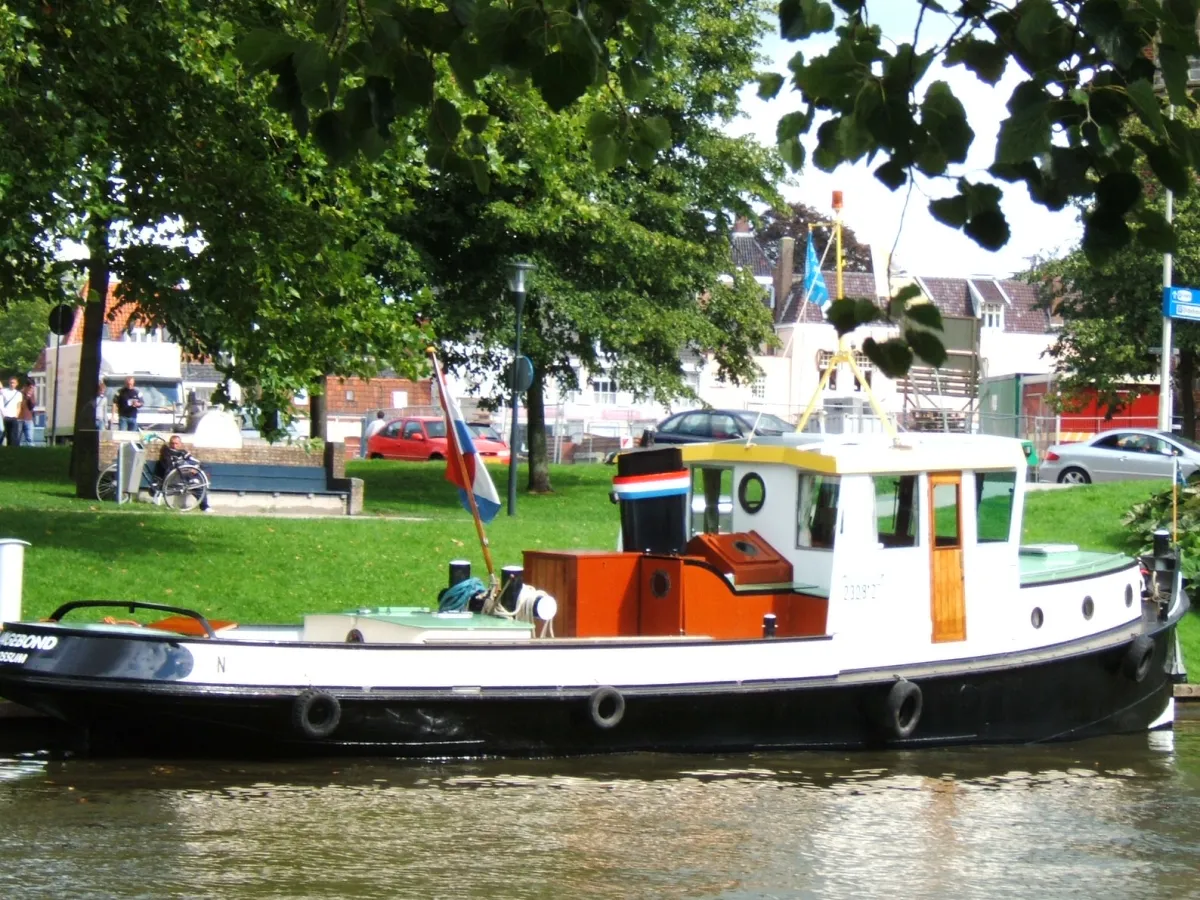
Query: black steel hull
0 623 1181 759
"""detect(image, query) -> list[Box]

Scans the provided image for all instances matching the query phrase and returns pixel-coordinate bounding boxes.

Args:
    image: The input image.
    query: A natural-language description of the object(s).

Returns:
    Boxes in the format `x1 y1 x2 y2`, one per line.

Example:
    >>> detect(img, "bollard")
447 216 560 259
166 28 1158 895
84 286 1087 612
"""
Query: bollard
762 613 777 639
1153 529 1171 559
0 540 31 625
500 565 524 612
448 559 471 587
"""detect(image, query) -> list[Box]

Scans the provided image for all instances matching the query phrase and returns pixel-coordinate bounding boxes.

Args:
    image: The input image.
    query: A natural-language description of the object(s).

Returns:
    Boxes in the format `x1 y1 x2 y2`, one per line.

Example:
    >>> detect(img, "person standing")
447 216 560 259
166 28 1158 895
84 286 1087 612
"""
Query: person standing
93 384 109 430
115 377 143 432
18 380 36 446
0 377 22 446
364 410 388 455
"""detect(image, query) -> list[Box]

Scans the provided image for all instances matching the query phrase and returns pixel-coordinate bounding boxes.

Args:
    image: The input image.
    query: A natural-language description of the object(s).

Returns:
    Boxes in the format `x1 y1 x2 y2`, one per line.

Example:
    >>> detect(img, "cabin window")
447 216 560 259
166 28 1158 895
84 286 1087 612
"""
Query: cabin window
931 482 961 548
797 474 840 549
874 475 920 548
975 470 1017 543
738 473 765 514
691 466 733 535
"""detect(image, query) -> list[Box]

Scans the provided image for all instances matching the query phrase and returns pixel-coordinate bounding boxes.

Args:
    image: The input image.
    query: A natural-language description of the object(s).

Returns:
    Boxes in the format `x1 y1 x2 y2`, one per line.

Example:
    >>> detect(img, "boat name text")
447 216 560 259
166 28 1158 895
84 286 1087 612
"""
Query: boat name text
0 632 59 651
842 582 879 601
0 651 28 664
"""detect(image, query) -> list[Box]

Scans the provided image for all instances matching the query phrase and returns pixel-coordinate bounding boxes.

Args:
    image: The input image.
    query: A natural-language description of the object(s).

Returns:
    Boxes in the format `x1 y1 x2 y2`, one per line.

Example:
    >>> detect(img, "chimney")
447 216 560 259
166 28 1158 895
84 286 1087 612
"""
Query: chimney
734 216 751 234
774 237 795 323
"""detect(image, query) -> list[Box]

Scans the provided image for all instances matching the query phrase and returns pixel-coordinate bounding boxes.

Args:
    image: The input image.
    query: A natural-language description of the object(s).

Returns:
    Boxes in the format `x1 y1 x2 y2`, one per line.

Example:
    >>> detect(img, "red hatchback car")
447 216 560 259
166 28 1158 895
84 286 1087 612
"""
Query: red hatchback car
366 416 511 463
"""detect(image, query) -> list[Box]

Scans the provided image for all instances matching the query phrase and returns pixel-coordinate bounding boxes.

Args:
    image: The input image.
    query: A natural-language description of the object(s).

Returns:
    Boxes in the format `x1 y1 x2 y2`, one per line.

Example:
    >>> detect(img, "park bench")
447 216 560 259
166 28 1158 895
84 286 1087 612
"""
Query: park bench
204 462 349 501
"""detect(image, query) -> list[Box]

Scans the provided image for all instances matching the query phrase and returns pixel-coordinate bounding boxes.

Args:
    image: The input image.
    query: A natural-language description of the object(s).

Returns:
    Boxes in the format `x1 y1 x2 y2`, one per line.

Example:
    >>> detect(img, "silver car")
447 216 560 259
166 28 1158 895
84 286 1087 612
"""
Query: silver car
1039 428 1200 484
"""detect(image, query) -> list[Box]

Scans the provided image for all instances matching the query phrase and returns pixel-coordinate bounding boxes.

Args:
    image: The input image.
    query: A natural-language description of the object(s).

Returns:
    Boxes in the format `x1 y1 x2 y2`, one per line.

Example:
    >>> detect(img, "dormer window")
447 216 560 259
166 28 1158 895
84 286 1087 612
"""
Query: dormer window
982 302 1004 330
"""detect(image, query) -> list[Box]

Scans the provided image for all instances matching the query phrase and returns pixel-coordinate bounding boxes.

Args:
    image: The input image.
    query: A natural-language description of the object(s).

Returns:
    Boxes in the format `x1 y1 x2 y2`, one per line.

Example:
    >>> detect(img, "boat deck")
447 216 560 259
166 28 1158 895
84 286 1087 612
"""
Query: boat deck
1018 544 1135 586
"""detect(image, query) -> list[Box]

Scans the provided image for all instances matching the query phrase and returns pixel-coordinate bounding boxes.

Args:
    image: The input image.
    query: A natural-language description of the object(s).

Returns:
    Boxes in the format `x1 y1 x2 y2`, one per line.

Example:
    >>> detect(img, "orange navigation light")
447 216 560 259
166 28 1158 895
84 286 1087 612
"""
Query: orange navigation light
831 190 843 210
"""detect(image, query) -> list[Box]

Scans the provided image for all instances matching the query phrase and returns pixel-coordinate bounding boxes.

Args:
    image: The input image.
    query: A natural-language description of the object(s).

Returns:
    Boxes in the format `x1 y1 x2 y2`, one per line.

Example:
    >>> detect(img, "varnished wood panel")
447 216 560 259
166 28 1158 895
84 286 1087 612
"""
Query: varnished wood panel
928 472 966 643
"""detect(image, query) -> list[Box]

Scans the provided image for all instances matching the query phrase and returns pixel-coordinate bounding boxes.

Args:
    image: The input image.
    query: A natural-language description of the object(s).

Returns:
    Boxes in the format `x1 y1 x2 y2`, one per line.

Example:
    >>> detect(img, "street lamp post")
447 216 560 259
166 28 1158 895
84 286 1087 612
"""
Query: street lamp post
506 260 535 516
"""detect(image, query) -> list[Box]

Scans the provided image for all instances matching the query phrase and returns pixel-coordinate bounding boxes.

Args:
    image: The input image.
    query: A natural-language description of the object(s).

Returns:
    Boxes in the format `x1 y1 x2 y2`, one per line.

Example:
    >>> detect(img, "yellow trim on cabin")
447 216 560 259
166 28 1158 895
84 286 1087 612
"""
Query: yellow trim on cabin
680 442 839 474
679 439 1026 476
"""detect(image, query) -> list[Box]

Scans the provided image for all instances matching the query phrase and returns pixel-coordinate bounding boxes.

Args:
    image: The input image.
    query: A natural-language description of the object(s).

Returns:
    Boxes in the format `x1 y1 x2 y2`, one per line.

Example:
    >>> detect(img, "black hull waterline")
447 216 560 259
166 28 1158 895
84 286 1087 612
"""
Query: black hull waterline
0 619 1182 759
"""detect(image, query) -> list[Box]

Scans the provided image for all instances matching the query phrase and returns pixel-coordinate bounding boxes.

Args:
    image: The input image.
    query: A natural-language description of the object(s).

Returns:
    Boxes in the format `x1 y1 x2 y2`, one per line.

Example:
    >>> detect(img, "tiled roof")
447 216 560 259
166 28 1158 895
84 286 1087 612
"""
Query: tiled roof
913 277 972 318
776 272 1053 334
778 271 881 324
995 279 1052 334
730 234 772 278
967 277 1007 308
62 283 155 344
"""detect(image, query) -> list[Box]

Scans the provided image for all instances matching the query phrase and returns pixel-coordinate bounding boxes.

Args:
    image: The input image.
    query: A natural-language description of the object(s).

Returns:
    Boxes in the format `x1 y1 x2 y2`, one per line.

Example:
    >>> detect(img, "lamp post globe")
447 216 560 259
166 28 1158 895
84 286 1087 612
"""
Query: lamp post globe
506 260 535 516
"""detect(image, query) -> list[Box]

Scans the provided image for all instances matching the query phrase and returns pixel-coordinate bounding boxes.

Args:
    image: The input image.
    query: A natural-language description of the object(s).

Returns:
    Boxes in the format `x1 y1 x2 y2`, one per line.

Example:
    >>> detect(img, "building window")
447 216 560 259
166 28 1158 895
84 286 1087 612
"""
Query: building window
982 302 1004 330
751 376 767 400
591 375 618 404
852 351 872 392
817 350 838 391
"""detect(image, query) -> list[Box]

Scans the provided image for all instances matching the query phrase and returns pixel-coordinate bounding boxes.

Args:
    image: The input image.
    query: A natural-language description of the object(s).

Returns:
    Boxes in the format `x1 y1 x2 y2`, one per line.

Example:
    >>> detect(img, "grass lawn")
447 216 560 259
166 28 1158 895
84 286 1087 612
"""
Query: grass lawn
0 447 1196 679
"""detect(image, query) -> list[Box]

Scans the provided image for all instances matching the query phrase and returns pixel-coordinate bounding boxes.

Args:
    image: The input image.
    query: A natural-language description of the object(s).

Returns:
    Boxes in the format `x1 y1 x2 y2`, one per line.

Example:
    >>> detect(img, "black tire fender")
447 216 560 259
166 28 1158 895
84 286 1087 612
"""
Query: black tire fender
883 680 923 740
1122 635 1155 683
292 689 342 739
588 686 626 730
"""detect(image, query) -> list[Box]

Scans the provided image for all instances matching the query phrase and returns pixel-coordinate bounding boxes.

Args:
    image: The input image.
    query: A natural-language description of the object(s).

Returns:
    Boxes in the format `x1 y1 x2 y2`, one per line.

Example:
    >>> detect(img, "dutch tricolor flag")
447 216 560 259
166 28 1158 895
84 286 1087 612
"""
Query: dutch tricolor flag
432 354 502 523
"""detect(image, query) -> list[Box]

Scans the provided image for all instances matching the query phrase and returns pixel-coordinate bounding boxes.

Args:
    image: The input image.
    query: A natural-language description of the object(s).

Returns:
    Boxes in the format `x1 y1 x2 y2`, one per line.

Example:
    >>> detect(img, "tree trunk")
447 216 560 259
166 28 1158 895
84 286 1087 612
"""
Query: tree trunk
70 205 110 497
1177 348 1196 439
526 366 552 493
309 376 328 442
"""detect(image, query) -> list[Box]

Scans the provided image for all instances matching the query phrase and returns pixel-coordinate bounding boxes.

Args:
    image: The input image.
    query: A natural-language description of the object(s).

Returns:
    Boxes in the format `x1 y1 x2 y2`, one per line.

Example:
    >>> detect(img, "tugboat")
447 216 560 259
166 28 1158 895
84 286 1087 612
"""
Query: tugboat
0 192 1186 758
0 430 1186 758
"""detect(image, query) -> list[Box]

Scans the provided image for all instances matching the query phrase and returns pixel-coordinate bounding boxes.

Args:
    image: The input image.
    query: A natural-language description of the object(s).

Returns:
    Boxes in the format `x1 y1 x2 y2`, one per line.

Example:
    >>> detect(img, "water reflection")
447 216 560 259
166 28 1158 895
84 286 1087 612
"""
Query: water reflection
0 724 1197 900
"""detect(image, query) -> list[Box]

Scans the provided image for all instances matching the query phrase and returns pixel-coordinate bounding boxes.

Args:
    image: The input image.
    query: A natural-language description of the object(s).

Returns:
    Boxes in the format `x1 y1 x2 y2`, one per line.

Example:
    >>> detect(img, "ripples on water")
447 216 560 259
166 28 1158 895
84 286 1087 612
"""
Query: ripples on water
0 724 1198 900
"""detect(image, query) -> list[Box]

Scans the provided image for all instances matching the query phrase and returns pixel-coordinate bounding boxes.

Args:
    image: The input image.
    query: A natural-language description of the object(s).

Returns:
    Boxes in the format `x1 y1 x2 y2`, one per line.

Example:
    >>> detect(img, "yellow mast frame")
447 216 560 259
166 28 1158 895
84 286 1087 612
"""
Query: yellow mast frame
794 192 896 438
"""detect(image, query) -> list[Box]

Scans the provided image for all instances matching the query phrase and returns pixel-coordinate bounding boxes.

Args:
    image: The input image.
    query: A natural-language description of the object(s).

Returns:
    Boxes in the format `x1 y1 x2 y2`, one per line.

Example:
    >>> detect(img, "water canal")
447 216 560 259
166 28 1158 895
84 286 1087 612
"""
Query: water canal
1 721 1198 899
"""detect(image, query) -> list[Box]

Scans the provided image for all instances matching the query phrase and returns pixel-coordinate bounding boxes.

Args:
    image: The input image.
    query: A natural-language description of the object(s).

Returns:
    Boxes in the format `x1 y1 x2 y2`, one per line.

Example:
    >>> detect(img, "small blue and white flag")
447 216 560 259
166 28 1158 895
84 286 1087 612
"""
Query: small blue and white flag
1175 456 1187 487
803 232 830 311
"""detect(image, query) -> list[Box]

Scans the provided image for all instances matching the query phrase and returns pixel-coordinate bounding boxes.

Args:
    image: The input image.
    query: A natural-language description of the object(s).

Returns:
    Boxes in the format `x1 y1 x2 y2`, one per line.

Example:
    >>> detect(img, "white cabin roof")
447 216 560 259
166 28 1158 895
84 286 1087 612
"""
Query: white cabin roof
679 432 1026 475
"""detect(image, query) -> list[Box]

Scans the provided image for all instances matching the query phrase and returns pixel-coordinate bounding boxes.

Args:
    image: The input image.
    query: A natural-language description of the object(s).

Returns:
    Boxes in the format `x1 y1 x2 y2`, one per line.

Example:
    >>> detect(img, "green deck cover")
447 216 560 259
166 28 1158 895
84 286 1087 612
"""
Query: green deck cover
1018 545 1136 586
348 607 533 630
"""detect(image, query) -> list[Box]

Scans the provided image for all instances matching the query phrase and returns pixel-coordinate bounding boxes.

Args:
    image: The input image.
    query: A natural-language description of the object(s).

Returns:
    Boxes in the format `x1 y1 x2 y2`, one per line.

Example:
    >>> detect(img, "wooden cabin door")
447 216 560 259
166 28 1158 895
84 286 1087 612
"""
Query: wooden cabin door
928 472 966 642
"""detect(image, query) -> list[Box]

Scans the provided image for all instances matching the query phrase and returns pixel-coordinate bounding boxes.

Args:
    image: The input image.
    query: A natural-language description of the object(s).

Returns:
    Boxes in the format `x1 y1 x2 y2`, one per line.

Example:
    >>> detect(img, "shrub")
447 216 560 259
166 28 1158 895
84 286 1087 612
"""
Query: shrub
1123 485 1199 579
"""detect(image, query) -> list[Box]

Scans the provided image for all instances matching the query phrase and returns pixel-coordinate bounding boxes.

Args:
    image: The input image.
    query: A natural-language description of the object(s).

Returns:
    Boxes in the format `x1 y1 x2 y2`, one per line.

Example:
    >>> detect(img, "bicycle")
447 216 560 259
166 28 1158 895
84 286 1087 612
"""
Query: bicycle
95 435 210 512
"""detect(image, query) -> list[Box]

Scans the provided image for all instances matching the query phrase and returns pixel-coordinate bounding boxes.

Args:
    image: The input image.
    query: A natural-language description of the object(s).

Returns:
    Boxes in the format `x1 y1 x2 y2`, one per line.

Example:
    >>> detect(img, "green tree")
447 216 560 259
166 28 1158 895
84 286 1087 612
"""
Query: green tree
402 0 783 493
260 1 1200 377
1029 106 1200 437
0 298 50 380
1030 212 1200 437
0 1 433 467
757 201 873 272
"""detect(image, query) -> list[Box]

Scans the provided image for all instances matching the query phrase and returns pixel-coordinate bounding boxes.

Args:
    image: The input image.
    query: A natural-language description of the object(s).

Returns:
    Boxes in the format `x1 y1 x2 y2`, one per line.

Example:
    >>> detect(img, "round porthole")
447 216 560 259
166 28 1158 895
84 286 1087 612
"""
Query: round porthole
1031 607 1044 629
1125 584 1134 608
738 473 766 514
1082 596 1094 620
732 539 759 557
650 569 672 598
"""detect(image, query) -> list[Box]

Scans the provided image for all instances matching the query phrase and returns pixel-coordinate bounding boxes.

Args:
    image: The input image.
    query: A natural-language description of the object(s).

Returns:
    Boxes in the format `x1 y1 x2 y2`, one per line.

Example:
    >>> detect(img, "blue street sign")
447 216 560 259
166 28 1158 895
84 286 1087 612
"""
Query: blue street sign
1163 286 1200 321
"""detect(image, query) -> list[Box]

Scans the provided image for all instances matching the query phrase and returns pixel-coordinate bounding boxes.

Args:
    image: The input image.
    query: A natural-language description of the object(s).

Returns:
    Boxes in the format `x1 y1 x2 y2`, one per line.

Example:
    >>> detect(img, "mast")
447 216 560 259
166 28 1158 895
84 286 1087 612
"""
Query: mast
795 191 896 437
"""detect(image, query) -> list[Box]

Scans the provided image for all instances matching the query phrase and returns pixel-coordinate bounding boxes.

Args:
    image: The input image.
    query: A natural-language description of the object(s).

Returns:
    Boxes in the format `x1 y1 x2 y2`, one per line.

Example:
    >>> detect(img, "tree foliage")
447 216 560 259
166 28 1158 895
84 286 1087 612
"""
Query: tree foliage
1029 106 1200 436
0 298 50 380
257 0 1200 377
399 0 782 490
0 1 433 447
756 201 873 272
